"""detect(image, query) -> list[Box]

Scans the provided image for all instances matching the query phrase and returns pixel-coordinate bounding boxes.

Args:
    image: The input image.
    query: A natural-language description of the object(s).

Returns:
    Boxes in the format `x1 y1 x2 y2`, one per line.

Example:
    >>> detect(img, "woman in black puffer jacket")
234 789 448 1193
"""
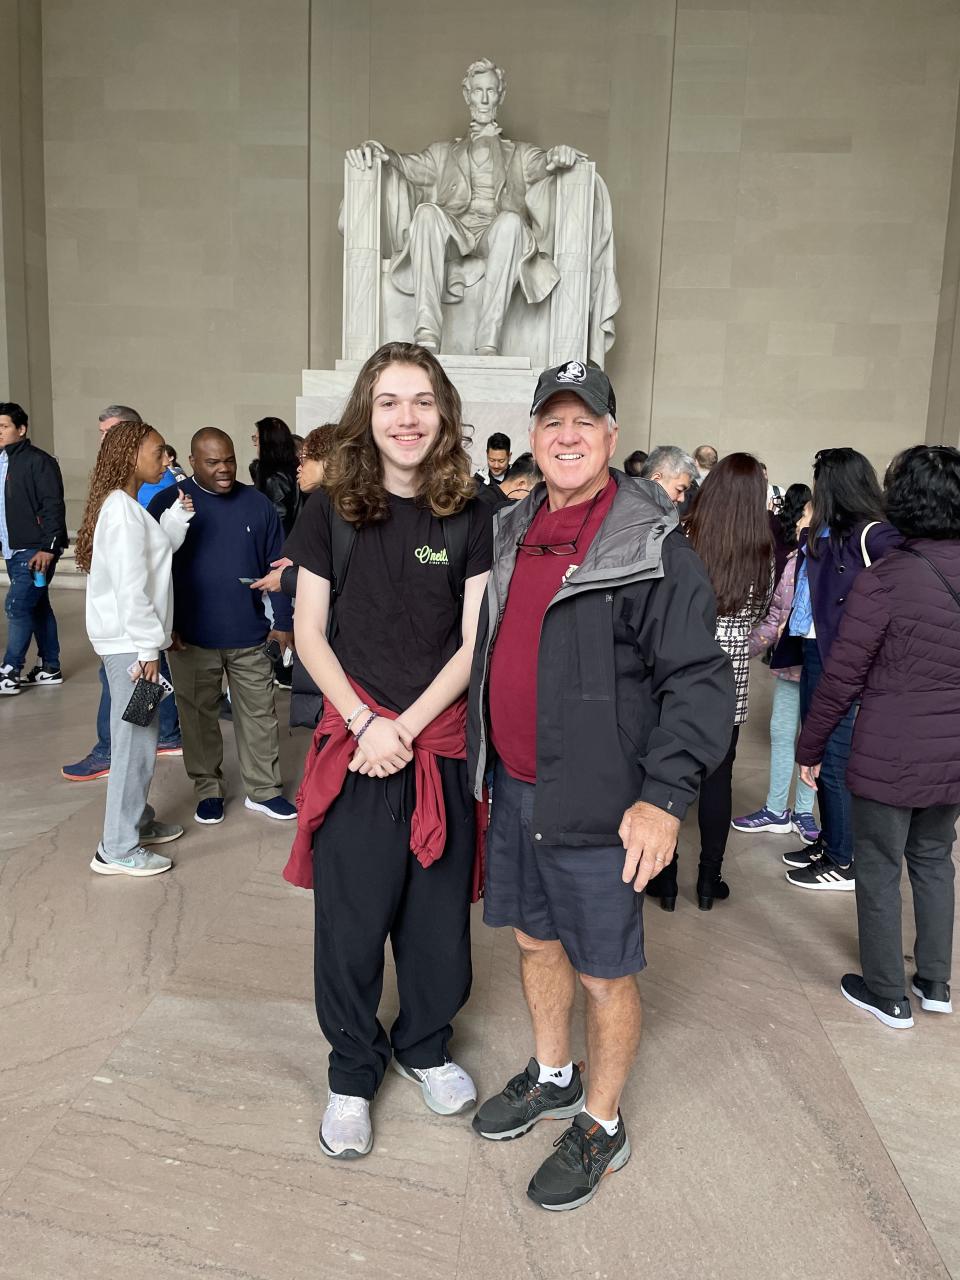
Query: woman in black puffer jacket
796 445 960 1030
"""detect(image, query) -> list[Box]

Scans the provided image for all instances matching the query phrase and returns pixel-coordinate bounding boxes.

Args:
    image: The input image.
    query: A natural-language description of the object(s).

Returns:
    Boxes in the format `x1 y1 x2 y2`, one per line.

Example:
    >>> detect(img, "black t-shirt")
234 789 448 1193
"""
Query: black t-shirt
284 489 493 712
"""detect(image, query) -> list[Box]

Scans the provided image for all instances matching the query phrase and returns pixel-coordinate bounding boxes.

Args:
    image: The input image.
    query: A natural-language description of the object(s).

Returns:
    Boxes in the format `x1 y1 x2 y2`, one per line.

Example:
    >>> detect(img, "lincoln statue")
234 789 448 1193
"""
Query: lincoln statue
346 57 620 359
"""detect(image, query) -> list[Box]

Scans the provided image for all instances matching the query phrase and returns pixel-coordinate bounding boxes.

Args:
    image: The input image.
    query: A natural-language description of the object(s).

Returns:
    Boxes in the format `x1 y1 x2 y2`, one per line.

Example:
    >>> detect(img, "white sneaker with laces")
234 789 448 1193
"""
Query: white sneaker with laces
392 1058 477 1116
319 1092 373 1159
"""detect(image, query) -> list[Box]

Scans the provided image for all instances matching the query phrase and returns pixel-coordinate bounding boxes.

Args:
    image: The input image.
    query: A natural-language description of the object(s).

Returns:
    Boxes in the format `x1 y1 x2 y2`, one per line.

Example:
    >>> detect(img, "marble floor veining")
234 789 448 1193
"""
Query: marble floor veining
1 593 958 1279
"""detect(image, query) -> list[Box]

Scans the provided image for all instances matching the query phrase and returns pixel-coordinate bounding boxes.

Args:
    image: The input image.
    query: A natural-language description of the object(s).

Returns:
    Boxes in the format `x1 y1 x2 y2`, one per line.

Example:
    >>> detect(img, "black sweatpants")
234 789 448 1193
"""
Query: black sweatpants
851 795 959 1000
312 755 475 1100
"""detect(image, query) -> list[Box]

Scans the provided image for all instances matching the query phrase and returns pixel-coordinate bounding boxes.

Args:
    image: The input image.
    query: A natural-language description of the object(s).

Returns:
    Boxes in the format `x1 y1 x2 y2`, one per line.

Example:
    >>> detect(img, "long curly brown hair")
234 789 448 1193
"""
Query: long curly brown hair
75 421 159 573
323 343 475 524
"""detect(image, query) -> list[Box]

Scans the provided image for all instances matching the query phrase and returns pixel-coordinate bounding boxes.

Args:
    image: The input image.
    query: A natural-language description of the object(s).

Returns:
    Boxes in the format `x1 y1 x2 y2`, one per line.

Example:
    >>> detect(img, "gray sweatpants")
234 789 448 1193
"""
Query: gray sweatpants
101 652 160 857
851 794 960 1000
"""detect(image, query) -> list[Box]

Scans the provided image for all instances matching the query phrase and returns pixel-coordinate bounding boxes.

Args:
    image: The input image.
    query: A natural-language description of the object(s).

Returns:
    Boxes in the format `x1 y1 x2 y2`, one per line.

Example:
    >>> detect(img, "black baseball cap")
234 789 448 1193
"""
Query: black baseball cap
530 360 617 420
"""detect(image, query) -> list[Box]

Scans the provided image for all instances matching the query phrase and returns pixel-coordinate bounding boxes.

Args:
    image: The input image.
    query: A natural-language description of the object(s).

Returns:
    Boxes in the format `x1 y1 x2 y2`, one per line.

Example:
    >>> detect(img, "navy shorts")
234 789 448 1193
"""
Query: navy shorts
483 763 646 979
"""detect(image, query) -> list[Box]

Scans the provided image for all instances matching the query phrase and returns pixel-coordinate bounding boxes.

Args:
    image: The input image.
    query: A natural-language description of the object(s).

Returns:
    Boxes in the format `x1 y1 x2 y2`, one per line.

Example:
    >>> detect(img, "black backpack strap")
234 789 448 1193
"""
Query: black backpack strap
327 508 358 639
440 507 471 605
900 546 960 612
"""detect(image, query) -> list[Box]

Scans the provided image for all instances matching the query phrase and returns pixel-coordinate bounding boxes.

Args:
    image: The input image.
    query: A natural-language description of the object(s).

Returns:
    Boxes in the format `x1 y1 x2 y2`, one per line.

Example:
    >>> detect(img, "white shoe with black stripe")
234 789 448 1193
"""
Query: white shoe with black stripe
785 857 855 890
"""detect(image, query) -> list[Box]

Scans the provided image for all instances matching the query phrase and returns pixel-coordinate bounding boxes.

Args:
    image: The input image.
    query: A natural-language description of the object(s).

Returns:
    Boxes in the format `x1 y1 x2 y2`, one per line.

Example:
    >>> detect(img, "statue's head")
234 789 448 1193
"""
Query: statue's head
462 58 506 124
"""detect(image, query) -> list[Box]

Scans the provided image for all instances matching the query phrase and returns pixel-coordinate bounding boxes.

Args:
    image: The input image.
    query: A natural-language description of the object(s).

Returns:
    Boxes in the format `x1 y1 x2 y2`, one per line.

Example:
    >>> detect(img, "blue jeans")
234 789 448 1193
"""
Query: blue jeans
93 653 180 760
800 640 855 866
3 550 60 670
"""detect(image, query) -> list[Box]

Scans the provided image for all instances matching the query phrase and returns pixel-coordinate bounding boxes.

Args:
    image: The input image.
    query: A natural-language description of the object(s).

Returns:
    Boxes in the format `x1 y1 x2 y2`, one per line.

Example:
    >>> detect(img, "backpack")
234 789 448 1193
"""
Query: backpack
289 503 472 728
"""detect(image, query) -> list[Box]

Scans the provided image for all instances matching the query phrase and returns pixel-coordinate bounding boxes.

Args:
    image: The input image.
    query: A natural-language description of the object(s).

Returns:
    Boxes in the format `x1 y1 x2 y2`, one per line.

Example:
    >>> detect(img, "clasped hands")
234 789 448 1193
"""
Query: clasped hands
619 801 682 895
349 715 417 777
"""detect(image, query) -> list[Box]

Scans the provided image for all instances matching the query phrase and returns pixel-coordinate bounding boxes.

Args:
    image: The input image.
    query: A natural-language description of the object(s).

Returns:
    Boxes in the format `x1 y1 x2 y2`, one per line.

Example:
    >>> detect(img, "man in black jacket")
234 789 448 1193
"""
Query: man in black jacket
0 403 67 695
467 362 733 1211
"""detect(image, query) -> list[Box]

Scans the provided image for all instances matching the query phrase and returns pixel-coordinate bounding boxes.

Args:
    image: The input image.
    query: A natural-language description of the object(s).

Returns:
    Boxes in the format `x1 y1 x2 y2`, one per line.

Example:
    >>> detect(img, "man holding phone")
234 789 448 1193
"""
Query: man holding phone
148 428 296 824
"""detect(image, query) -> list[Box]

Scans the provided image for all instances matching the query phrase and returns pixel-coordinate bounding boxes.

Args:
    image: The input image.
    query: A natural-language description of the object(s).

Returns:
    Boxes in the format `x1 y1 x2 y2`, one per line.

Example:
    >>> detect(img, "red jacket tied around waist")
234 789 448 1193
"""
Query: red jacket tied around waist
283 680 485 899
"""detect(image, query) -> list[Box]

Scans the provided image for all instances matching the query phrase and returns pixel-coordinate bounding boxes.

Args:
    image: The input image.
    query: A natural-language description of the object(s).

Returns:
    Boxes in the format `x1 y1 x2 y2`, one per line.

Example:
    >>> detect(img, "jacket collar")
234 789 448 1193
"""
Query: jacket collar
494 470 677 576
2 436 30 457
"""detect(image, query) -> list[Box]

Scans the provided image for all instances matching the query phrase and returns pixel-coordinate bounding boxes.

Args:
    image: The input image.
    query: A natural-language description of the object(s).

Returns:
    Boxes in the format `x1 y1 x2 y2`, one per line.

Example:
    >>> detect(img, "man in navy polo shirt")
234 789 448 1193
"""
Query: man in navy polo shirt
149 428 295 825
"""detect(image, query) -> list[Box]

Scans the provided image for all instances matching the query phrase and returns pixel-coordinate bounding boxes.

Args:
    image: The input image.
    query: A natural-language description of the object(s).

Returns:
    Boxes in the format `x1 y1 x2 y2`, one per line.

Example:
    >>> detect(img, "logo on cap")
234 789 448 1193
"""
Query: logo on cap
556 360 586 384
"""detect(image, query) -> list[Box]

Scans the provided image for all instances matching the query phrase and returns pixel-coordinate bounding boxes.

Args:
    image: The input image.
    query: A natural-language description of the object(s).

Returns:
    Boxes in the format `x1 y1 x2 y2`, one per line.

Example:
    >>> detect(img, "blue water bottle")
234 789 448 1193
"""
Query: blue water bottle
33 569 46 588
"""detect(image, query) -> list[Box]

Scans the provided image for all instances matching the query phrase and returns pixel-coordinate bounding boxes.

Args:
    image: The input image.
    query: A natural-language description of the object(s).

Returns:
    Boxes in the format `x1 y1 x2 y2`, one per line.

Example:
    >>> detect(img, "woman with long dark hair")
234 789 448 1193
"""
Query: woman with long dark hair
76 422 193 877
733 483 820 844
250 415 301 535
796 445 960 1027
647 452 774 910
774 448 902 890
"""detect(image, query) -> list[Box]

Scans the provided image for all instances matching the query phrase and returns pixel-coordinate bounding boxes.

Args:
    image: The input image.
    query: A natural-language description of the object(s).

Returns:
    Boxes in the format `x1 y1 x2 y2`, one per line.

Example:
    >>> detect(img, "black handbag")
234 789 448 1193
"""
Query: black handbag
121 667 165 727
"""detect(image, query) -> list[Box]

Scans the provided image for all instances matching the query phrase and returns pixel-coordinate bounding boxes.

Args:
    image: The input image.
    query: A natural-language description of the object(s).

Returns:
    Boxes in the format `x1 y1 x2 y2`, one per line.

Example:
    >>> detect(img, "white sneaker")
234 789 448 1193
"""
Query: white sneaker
90 844 173 877
319 1092 373 1159
392 1058 477 1116
0 664 20 696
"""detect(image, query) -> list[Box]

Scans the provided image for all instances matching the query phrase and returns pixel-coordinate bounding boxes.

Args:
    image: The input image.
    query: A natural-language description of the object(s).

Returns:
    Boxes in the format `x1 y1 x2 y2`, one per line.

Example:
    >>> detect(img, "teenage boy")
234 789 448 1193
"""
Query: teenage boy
0 403 67 694
282 341 492 1160
148 428 296 824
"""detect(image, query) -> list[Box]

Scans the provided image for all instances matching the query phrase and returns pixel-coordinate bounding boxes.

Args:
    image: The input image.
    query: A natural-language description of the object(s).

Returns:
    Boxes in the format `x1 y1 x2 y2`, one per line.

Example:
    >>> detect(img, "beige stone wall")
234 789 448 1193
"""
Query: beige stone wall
42 0 310 522
654 0 960 487
36 0 960 511
0 0 53 450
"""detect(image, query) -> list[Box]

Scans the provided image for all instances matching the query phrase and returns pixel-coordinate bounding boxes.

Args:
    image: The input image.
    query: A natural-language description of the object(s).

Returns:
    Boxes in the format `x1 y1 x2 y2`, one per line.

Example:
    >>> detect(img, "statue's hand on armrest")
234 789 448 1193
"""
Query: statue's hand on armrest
545 144 588 172
346 140 389 170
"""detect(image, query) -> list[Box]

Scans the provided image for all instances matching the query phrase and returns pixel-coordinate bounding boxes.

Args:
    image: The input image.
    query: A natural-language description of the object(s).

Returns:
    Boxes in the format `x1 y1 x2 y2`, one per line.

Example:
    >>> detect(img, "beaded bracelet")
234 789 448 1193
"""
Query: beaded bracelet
345 701 369 731
352 712 378 742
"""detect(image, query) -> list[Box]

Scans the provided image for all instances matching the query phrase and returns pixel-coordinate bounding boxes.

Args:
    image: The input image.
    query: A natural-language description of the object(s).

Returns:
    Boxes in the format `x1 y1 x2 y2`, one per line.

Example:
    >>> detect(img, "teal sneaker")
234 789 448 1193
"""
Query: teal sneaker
90 844 173 877
139 819 184 846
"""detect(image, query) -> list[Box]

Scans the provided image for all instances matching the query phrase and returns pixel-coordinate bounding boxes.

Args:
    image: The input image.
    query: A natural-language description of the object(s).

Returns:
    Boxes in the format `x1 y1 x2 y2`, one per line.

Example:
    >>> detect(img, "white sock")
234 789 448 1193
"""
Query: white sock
536 1060 573 1088
586 1110 619 1137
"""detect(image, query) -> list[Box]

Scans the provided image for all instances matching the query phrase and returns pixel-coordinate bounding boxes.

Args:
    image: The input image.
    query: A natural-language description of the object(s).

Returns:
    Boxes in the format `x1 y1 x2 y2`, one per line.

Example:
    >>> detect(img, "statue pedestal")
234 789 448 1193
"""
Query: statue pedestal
297 356 540 472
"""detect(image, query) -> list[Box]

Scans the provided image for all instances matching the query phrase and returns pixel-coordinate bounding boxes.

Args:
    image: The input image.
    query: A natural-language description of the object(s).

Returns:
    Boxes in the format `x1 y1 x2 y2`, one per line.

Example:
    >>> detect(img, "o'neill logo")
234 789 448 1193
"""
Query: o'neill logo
416 544 449 565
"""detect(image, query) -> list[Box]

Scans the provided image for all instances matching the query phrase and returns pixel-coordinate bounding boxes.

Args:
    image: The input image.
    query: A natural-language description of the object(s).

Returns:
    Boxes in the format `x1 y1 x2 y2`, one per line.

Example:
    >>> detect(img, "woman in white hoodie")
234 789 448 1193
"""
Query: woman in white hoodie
74 422 194 876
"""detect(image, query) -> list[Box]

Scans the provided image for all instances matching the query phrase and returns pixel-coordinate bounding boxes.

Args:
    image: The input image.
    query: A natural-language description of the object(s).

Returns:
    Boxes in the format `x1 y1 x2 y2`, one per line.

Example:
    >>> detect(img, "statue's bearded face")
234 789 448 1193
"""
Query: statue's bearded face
464 69 502 124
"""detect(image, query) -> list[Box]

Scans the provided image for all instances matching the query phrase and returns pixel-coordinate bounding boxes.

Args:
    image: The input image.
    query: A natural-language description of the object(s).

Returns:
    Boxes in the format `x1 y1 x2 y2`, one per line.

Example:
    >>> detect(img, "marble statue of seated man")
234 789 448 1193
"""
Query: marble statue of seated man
346 57 586 356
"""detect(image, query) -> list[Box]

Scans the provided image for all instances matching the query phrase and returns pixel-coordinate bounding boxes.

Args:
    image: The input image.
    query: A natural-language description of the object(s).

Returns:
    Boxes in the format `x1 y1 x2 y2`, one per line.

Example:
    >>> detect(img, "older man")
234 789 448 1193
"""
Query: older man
468 361 733 1211
639 445 698 507
693 443 718 481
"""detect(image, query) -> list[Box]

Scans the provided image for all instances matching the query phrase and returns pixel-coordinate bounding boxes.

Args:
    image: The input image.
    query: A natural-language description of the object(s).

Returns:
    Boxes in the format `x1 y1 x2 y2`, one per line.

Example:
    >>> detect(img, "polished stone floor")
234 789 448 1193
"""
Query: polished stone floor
1 592 958 1280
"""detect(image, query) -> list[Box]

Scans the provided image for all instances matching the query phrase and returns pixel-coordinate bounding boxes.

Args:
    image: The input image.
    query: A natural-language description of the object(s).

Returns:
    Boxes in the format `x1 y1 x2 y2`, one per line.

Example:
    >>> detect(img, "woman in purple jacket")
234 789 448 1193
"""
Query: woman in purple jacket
772 449 902 890
796 445 960 1028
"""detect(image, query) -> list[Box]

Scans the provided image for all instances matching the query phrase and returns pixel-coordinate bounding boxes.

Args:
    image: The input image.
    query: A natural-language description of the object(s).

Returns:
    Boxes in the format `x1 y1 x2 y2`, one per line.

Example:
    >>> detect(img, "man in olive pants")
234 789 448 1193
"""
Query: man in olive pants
168 642 283 810
149 429 297 825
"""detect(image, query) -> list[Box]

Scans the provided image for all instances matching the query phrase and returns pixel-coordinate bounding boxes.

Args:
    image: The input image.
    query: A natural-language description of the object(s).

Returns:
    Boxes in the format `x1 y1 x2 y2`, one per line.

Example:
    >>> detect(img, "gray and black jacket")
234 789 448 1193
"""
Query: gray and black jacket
467 470 735 845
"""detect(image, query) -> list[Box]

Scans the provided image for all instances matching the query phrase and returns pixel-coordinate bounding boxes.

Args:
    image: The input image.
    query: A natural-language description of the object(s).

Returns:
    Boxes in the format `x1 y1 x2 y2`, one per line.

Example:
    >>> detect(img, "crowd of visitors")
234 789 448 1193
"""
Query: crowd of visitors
3 341 958 1213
